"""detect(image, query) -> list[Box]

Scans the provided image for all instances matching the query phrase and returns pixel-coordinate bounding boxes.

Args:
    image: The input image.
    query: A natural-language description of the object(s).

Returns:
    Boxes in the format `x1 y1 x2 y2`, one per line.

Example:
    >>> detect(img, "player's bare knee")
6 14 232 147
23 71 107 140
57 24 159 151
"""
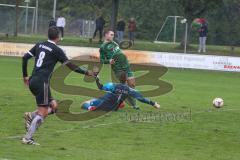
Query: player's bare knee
50 100 58 113
37 106 49 117
127 79 136 88
130 83 135 88
50 100 58 109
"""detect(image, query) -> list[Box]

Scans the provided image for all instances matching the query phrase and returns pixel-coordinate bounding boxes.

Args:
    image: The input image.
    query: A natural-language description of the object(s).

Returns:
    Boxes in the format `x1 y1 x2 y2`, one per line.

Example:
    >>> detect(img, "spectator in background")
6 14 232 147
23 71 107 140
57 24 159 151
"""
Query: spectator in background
49 17 56 28
116 18 126 42
128 18 137 44
198 22 208 53
56 16 66 40
93 15 105 43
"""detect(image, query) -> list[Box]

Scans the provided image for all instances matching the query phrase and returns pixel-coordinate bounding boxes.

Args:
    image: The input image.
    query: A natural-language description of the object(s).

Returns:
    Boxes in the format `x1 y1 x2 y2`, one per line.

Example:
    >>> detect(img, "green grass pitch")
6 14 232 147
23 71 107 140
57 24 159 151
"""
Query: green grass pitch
0 56 240 160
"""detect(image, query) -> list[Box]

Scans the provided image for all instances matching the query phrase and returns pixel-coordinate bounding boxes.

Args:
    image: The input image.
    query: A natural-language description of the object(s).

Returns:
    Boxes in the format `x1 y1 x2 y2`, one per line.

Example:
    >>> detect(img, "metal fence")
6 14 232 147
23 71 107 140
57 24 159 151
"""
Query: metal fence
0 4 35 35
0 4 96 38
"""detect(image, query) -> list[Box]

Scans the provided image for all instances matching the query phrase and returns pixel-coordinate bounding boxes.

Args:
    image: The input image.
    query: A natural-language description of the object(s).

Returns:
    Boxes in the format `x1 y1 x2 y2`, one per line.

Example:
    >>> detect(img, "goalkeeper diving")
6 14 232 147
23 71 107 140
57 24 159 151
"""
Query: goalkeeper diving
81 72 160 111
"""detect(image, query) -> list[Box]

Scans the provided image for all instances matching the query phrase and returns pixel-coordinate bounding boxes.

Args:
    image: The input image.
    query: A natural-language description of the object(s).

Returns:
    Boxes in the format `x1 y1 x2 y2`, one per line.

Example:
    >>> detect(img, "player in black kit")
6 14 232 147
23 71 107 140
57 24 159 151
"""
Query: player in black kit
21 26 94 145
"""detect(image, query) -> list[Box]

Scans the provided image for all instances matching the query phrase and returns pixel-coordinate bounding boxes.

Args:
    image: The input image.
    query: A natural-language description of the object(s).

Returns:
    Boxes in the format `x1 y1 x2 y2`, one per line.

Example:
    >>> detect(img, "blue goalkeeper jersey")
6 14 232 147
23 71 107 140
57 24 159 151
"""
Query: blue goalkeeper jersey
96 81 155 110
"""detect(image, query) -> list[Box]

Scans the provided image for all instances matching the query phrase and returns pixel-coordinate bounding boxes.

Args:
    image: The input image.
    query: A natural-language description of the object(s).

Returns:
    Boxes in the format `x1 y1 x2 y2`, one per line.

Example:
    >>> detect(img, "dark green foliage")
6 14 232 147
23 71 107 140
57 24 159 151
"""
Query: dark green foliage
6 0 240 45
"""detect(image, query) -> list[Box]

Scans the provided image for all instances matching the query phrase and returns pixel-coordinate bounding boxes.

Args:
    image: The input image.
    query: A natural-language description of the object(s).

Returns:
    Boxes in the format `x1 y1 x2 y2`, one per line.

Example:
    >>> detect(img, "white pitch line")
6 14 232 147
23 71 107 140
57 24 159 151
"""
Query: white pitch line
56 128 74 133
0 77 84 80
4 135 22 139
81 122 124 129
0 77 22 80
4 109 240 139
54 122 126 133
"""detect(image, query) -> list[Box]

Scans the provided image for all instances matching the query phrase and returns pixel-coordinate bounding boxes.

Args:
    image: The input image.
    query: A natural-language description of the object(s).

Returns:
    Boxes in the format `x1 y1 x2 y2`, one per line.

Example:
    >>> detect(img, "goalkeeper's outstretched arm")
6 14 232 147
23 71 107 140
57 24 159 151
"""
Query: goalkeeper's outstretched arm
129 88 160 108
95 77 104 90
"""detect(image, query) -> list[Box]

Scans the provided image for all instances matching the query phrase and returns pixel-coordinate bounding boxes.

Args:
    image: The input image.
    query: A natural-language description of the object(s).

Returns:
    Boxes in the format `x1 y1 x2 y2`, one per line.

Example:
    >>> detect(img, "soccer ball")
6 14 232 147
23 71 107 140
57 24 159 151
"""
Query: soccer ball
181 18 187 24
212 98 224 108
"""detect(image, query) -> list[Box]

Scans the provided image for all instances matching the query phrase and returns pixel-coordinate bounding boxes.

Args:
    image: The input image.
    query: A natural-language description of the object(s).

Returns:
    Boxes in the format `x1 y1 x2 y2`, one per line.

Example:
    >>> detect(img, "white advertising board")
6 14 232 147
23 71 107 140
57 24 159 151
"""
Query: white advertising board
1 42 240 72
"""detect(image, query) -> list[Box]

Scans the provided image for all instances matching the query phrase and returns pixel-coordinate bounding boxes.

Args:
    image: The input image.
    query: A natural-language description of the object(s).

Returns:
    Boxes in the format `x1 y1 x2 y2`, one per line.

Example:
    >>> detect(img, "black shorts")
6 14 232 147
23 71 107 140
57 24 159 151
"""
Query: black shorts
29 76 53 106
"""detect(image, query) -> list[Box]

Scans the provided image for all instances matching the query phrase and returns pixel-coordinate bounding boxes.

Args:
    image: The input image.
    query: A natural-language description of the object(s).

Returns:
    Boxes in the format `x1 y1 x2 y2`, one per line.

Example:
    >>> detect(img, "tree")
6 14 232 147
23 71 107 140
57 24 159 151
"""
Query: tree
176 0 224 46
9 0 238 45
14 0 20 37
110 0 119 30
213 0 240 53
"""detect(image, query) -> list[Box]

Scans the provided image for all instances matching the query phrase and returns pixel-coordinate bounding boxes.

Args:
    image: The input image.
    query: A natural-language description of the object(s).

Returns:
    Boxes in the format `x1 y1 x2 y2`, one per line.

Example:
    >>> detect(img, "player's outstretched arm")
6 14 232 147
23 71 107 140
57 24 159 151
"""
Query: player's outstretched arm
22 53 33 86
95 77 115 92
129 88 160 109
65 62 93 76
95 77 104 90
54 47 93 76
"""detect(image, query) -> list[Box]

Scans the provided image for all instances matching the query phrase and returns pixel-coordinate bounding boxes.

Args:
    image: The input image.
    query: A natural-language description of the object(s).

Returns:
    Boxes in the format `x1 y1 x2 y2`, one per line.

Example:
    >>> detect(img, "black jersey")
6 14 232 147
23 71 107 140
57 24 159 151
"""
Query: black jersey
27 40 68 80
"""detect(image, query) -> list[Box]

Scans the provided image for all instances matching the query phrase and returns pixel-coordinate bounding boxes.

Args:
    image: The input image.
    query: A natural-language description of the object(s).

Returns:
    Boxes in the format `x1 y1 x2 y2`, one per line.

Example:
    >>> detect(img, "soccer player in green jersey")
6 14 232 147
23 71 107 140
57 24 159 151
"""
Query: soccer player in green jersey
99 30 138 109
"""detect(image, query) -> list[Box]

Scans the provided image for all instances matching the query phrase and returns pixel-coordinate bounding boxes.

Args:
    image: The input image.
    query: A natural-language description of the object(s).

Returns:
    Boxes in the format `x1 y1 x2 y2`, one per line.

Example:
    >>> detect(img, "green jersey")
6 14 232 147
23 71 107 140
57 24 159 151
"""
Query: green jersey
99 41 130 73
